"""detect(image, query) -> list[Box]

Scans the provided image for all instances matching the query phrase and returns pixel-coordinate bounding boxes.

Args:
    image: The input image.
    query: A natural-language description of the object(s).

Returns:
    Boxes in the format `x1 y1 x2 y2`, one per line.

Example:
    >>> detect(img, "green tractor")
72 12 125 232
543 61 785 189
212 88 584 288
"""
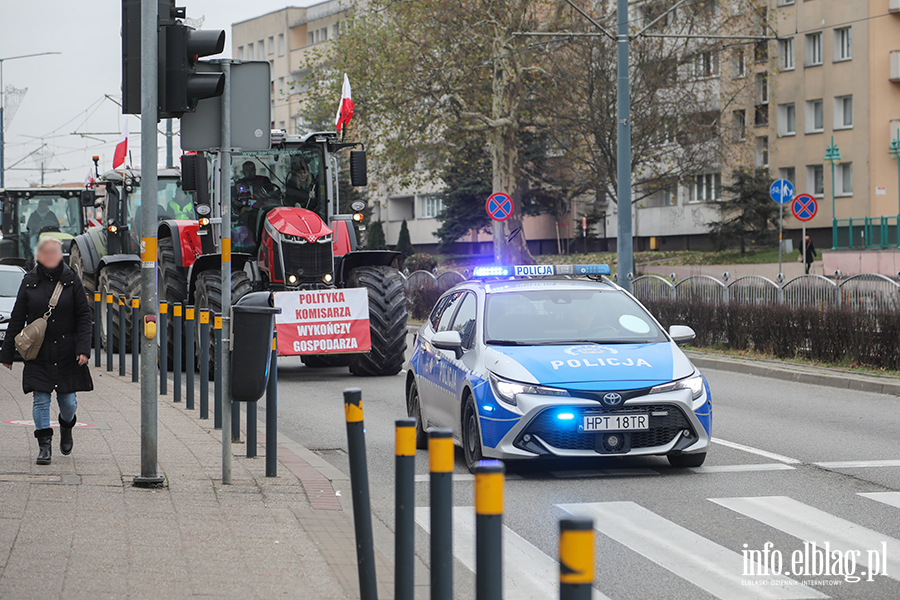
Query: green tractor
0 187 91 268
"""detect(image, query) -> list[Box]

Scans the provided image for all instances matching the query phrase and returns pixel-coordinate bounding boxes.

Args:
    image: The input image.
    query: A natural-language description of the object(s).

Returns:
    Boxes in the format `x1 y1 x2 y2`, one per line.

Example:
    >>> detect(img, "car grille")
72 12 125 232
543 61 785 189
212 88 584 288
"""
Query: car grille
281 240 332 280
522 404 692 451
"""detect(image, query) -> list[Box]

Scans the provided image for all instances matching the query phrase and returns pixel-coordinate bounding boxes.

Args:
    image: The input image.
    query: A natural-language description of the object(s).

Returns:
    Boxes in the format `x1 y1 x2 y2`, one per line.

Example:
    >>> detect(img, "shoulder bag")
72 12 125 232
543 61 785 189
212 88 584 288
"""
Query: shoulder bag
15 281 64 361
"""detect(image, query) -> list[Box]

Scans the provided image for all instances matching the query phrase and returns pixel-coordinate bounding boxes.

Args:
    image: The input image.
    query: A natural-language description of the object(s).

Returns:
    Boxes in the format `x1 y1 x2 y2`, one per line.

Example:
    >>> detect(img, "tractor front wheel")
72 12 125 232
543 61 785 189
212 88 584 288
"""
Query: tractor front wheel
194 269 253 376
348 265 408 377
98 263 141 352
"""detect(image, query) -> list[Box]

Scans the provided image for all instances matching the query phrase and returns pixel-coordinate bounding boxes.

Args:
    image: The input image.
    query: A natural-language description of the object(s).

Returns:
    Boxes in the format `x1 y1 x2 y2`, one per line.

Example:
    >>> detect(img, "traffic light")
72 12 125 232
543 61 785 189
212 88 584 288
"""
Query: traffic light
161 24 225 118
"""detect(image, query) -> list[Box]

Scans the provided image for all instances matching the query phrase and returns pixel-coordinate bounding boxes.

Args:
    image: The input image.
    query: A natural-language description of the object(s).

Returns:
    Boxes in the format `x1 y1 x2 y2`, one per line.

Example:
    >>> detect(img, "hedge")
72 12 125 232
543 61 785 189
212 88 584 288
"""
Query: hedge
642 298 900 371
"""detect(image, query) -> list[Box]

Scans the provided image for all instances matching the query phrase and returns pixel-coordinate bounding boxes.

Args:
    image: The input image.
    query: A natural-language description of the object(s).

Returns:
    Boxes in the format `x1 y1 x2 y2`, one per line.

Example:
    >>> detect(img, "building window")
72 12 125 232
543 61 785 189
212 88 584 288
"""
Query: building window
755 104 769 127
834 95 853 129
247 43 254 59
237 46 244 60
779 38 795 71
308 32 314 45
756 72 768 104
277 33 285 56
689 173 721 202
420 194 444 219
776 0 794 5
755 40 768 63
732 110 746 142
778 167 796 185
806 165 824 196
333 22 340 39
756 136 769 167
691 51 719 79
805 99 824 133
777 103 796 136
257 40 264 59
834 27 852 62
267 36 274 55
837 162 853 195
805 32 822 66
732 48 746 78
278 77 285 99
645 184 677 207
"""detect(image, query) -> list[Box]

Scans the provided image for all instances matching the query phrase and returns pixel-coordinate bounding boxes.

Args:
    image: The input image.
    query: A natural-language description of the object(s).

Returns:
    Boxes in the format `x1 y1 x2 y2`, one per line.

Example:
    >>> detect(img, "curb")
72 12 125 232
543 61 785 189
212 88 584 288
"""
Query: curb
688 353 900 397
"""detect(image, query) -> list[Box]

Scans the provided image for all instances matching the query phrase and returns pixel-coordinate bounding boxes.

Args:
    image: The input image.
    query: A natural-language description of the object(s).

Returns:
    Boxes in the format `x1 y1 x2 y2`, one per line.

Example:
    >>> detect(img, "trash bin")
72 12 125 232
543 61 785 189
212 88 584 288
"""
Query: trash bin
231 292 281 402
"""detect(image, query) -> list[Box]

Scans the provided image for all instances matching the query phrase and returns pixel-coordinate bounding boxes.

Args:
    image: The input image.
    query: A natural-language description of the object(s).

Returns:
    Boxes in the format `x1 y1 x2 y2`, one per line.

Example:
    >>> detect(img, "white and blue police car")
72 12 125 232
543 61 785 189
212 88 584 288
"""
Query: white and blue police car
405 264 711 473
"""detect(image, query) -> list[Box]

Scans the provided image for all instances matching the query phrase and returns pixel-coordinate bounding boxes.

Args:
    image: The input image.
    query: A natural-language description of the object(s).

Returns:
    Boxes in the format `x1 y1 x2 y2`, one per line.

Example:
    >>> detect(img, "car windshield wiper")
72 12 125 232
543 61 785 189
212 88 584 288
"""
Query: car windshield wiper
532 340 638 346
485 339 528 346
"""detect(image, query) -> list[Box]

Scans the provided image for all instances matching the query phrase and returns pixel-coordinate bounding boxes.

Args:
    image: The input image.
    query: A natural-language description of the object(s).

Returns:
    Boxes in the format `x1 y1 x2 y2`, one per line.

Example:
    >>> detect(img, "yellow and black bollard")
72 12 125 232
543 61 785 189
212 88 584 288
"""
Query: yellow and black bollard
173 303 182 403
394 418 417 600
429 427 454 600
93 292 101 367
185 306 195 410
213 314 222 429
159 302 168 395
118 296 126 377
199 309 210 419
105 293 113 371
559 517 594 600
343 388 378 600
131 298 139 382
475 460 504 600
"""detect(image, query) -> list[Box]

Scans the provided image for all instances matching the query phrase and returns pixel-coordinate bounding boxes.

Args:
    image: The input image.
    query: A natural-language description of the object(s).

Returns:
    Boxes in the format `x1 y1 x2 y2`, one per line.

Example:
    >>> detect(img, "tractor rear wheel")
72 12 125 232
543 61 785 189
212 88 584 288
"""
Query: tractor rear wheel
348 266 408 377
98 263 141 352
194 269 253 376
158 236 189 369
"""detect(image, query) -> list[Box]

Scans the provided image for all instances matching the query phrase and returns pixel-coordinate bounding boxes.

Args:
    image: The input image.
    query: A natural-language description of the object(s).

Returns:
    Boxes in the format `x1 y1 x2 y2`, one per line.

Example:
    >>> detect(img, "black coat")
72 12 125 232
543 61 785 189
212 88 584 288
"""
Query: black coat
0 263 93 394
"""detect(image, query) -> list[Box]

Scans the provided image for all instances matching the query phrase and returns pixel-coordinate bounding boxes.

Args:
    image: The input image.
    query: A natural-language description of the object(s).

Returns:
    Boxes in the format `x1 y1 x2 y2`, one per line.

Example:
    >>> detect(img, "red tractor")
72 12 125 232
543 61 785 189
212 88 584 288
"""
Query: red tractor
157 131 407 376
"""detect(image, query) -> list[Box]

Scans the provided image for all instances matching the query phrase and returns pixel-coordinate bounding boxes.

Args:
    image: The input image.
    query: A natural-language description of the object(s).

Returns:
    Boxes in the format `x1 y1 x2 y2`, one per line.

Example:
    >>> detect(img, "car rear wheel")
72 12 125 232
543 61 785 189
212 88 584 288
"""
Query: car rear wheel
462 397 483 474
667 452 706 468
406 380 427 450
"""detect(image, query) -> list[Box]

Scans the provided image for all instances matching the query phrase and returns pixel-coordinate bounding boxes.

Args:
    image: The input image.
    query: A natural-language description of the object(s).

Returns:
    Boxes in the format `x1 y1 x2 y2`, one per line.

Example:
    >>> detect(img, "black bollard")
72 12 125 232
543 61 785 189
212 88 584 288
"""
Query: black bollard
247 401 257 458
231 393 240 442
559 517 594 600
476 461 504 600
213 314 222 429
394 418 416 600
199 310 209 419
159 302 168 395
118 297 126 377
105 293 113 372
185 306 195 410
173 303 182 403
93 292 101 367
131 298 139 382
344 388 378 600
429 428 454 600
265 337 277 477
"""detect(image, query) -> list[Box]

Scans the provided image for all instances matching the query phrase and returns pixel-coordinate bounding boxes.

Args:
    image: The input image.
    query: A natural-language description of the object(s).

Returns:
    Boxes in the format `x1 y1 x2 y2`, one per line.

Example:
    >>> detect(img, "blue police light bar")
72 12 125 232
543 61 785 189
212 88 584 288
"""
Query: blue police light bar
471 264 611 278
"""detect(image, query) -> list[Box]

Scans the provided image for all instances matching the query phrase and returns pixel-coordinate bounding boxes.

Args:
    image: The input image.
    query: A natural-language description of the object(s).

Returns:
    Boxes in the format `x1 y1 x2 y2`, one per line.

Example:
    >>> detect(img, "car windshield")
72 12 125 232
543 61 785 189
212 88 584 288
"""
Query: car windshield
229 146 327 253
484 289 667 345
0 270 23 297
17 195 83 257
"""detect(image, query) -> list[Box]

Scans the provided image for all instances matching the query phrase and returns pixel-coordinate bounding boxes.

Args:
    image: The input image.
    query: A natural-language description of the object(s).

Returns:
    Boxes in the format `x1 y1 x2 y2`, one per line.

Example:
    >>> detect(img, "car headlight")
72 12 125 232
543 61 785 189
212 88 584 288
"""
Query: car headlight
650 372 704 400
489 373 569 407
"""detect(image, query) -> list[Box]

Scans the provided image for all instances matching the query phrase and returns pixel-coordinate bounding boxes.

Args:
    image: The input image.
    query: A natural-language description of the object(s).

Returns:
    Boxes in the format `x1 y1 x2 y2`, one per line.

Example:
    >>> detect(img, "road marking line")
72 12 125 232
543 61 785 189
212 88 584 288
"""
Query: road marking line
858 491 900 510
691 463 796 473
815 459 900 469
558 501 826 600
415 506 611 600
711 438 801 464
551 468 659 479
413 473 522 483
710 496 900 583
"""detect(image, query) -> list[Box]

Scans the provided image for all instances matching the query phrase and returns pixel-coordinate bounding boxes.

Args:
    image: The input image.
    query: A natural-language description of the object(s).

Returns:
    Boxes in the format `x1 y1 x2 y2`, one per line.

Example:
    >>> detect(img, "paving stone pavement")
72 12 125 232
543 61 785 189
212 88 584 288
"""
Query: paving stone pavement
0 361 361 600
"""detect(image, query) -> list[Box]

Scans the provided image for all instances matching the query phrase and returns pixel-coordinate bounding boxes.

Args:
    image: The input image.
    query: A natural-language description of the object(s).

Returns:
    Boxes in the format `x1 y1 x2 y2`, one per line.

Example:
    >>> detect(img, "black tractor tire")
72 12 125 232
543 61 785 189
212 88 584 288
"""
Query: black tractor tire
301 355 351 368
69 243 96 294
158 236 189 369
98 264 141 353
347 265 408 377
194 269 253 376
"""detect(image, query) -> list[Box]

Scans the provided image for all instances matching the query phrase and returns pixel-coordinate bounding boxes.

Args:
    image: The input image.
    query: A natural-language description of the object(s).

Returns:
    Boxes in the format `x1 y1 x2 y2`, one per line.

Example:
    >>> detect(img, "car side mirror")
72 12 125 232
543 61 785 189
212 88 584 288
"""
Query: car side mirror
432 330 463 359
80 189 97 208
669 325 696 345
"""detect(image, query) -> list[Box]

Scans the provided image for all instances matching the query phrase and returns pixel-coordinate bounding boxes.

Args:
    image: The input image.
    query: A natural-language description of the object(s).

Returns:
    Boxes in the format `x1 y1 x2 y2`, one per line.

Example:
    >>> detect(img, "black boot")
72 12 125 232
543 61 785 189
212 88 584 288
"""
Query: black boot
34 428 52 465
59 414 76 455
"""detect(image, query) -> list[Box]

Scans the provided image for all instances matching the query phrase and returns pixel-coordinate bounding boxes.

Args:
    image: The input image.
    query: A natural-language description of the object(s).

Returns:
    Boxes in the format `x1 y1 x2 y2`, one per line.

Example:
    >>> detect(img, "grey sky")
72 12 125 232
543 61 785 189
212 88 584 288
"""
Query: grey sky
1 0 317 188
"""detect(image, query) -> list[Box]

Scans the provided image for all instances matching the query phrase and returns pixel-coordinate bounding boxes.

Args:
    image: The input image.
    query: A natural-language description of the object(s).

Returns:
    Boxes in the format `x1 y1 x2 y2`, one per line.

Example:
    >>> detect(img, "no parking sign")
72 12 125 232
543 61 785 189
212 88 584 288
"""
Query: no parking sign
791 194 817 221
486 192 513 222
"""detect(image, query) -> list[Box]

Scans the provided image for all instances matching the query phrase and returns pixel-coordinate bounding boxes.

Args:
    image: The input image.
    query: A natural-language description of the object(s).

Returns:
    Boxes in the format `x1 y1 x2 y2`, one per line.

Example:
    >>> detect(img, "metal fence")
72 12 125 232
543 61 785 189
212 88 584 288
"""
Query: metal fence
834 216 899 249
631 273 900 311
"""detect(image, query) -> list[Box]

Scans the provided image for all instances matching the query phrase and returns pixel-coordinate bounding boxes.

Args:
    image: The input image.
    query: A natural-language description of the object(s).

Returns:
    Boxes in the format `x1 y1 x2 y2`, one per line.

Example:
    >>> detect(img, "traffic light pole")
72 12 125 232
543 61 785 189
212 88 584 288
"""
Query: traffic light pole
220 61 233 485
134 0 164 488
615 0 633 293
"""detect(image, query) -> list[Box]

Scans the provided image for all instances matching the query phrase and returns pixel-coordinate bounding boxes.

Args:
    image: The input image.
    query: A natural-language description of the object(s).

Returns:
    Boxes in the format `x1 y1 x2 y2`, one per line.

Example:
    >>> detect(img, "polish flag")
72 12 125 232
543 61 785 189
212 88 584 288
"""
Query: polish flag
112 121 128 170
84 168 95 188
334 74 354 133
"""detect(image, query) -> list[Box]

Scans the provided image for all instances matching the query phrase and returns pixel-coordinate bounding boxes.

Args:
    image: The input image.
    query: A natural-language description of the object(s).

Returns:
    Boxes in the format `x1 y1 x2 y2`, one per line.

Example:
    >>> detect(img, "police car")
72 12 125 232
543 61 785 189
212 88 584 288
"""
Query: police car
405 264 711 473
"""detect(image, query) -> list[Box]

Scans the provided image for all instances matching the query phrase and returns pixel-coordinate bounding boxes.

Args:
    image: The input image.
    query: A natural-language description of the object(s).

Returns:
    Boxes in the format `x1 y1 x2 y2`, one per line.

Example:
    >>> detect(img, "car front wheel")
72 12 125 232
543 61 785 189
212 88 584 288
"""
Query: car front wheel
462 397 483 474
406 380 428 450
667 452 706 468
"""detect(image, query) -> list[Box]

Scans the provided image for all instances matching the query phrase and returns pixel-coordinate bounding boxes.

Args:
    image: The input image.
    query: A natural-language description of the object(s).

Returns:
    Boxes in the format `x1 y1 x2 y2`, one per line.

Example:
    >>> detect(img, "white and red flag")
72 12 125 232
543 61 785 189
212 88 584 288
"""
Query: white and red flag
112 120 129 169
334 73 354 134
84 168 95 188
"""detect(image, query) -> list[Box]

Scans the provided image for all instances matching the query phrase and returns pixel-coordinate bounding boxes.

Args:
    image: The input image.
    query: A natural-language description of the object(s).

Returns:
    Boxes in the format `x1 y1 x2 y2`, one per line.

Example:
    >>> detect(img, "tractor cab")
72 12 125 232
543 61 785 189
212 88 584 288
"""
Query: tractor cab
0 188 86 266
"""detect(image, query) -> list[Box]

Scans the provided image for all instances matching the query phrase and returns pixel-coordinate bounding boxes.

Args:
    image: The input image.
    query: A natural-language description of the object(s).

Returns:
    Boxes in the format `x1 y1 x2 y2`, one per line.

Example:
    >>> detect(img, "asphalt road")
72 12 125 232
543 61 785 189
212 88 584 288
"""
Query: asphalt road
266 338 900 600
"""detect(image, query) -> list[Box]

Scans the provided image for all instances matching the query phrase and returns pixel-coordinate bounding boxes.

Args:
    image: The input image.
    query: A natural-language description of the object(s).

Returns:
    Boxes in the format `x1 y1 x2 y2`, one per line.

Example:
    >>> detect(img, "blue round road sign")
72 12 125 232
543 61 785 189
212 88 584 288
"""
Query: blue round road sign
486 192 513 222
770 179 794 204
791 194 817 222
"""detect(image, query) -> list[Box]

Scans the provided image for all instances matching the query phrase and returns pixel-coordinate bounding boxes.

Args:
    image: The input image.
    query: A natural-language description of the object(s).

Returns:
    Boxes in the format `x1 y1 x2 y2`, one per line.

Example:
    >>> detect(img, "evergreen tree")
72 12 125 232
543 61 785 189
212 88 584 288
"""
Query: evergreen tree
366 220 387 250
434 136 493 253
395 219 415 260
708 168 780 254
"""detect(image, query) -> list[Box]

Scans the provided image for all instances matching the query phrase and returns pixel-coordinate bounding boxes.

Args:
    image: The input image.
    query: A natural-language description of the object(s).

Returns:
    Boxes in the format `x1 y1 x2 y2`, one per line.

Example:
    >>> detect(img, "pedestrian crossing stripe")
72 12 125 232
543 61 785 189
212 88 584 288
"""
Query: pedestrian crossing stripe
859 491 900 510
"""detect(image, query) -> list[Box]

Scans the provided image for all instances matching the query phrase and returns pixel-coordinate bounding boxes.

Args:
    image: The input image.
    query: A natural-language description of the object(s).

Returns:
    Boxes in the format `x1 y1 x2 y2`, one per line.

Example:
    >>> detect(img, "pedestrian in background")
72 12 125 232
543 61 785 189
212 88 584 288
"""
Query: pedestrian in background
803 235 817 275
0 237 93 465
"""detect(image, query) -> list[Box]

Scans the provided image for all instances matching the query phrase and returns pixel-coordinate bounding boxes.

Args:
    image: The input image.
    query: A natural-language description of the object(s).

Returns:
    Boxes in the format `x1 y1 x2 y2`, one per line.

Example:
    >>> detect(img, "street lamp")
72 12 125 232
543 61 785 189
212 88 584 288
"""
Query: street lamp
824 136 842 248
889 132 900 244
0 51 62 188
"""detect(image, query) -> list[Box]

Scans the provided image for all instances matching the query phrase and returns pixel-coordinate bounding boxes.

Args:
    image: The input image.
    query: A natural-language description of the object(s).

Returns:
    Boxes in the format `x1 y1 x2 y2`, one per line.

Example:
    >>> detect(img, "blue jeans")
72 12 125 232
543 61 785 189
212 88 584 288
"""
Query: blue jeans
33 391 77 430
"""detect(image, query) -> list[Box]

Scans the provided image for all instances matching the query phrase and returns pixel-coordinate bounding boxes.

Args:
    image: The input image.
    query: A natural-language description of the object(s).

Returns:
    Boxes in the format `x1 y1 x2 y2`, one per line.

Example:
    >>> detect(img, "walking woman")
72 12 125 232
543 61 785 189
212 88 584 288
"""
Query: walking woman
0 237 93 465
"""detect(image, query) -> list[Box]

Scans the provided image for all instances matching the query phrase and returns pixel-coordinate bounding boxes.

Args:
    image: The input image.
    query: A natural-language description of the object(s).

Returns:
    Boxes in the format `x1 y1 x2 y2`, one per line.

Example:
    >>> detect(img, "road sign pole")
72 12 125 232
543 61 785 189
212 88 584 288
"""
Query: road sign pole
779 204 783 279
802 221 807 274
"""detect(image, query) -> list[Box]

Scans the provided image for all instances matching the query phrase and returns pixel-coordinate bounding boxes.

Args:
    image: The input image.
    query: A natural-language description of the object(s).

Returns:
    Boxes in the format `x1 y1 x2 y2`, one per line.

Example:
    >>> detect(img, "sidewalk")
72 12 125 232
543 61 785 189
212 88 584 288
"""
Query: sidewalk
0 358 383 600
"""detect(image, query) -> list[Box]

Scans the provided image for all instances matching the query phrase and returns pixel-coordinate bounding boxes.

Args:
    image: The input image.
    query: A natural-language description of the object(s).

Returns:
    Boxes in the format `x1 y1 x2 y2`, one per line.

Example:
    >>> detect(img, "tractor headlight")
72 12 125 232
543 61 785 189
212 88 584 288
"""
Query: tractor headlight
288 275 298 284
323 273 333 283
317 235 332 244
